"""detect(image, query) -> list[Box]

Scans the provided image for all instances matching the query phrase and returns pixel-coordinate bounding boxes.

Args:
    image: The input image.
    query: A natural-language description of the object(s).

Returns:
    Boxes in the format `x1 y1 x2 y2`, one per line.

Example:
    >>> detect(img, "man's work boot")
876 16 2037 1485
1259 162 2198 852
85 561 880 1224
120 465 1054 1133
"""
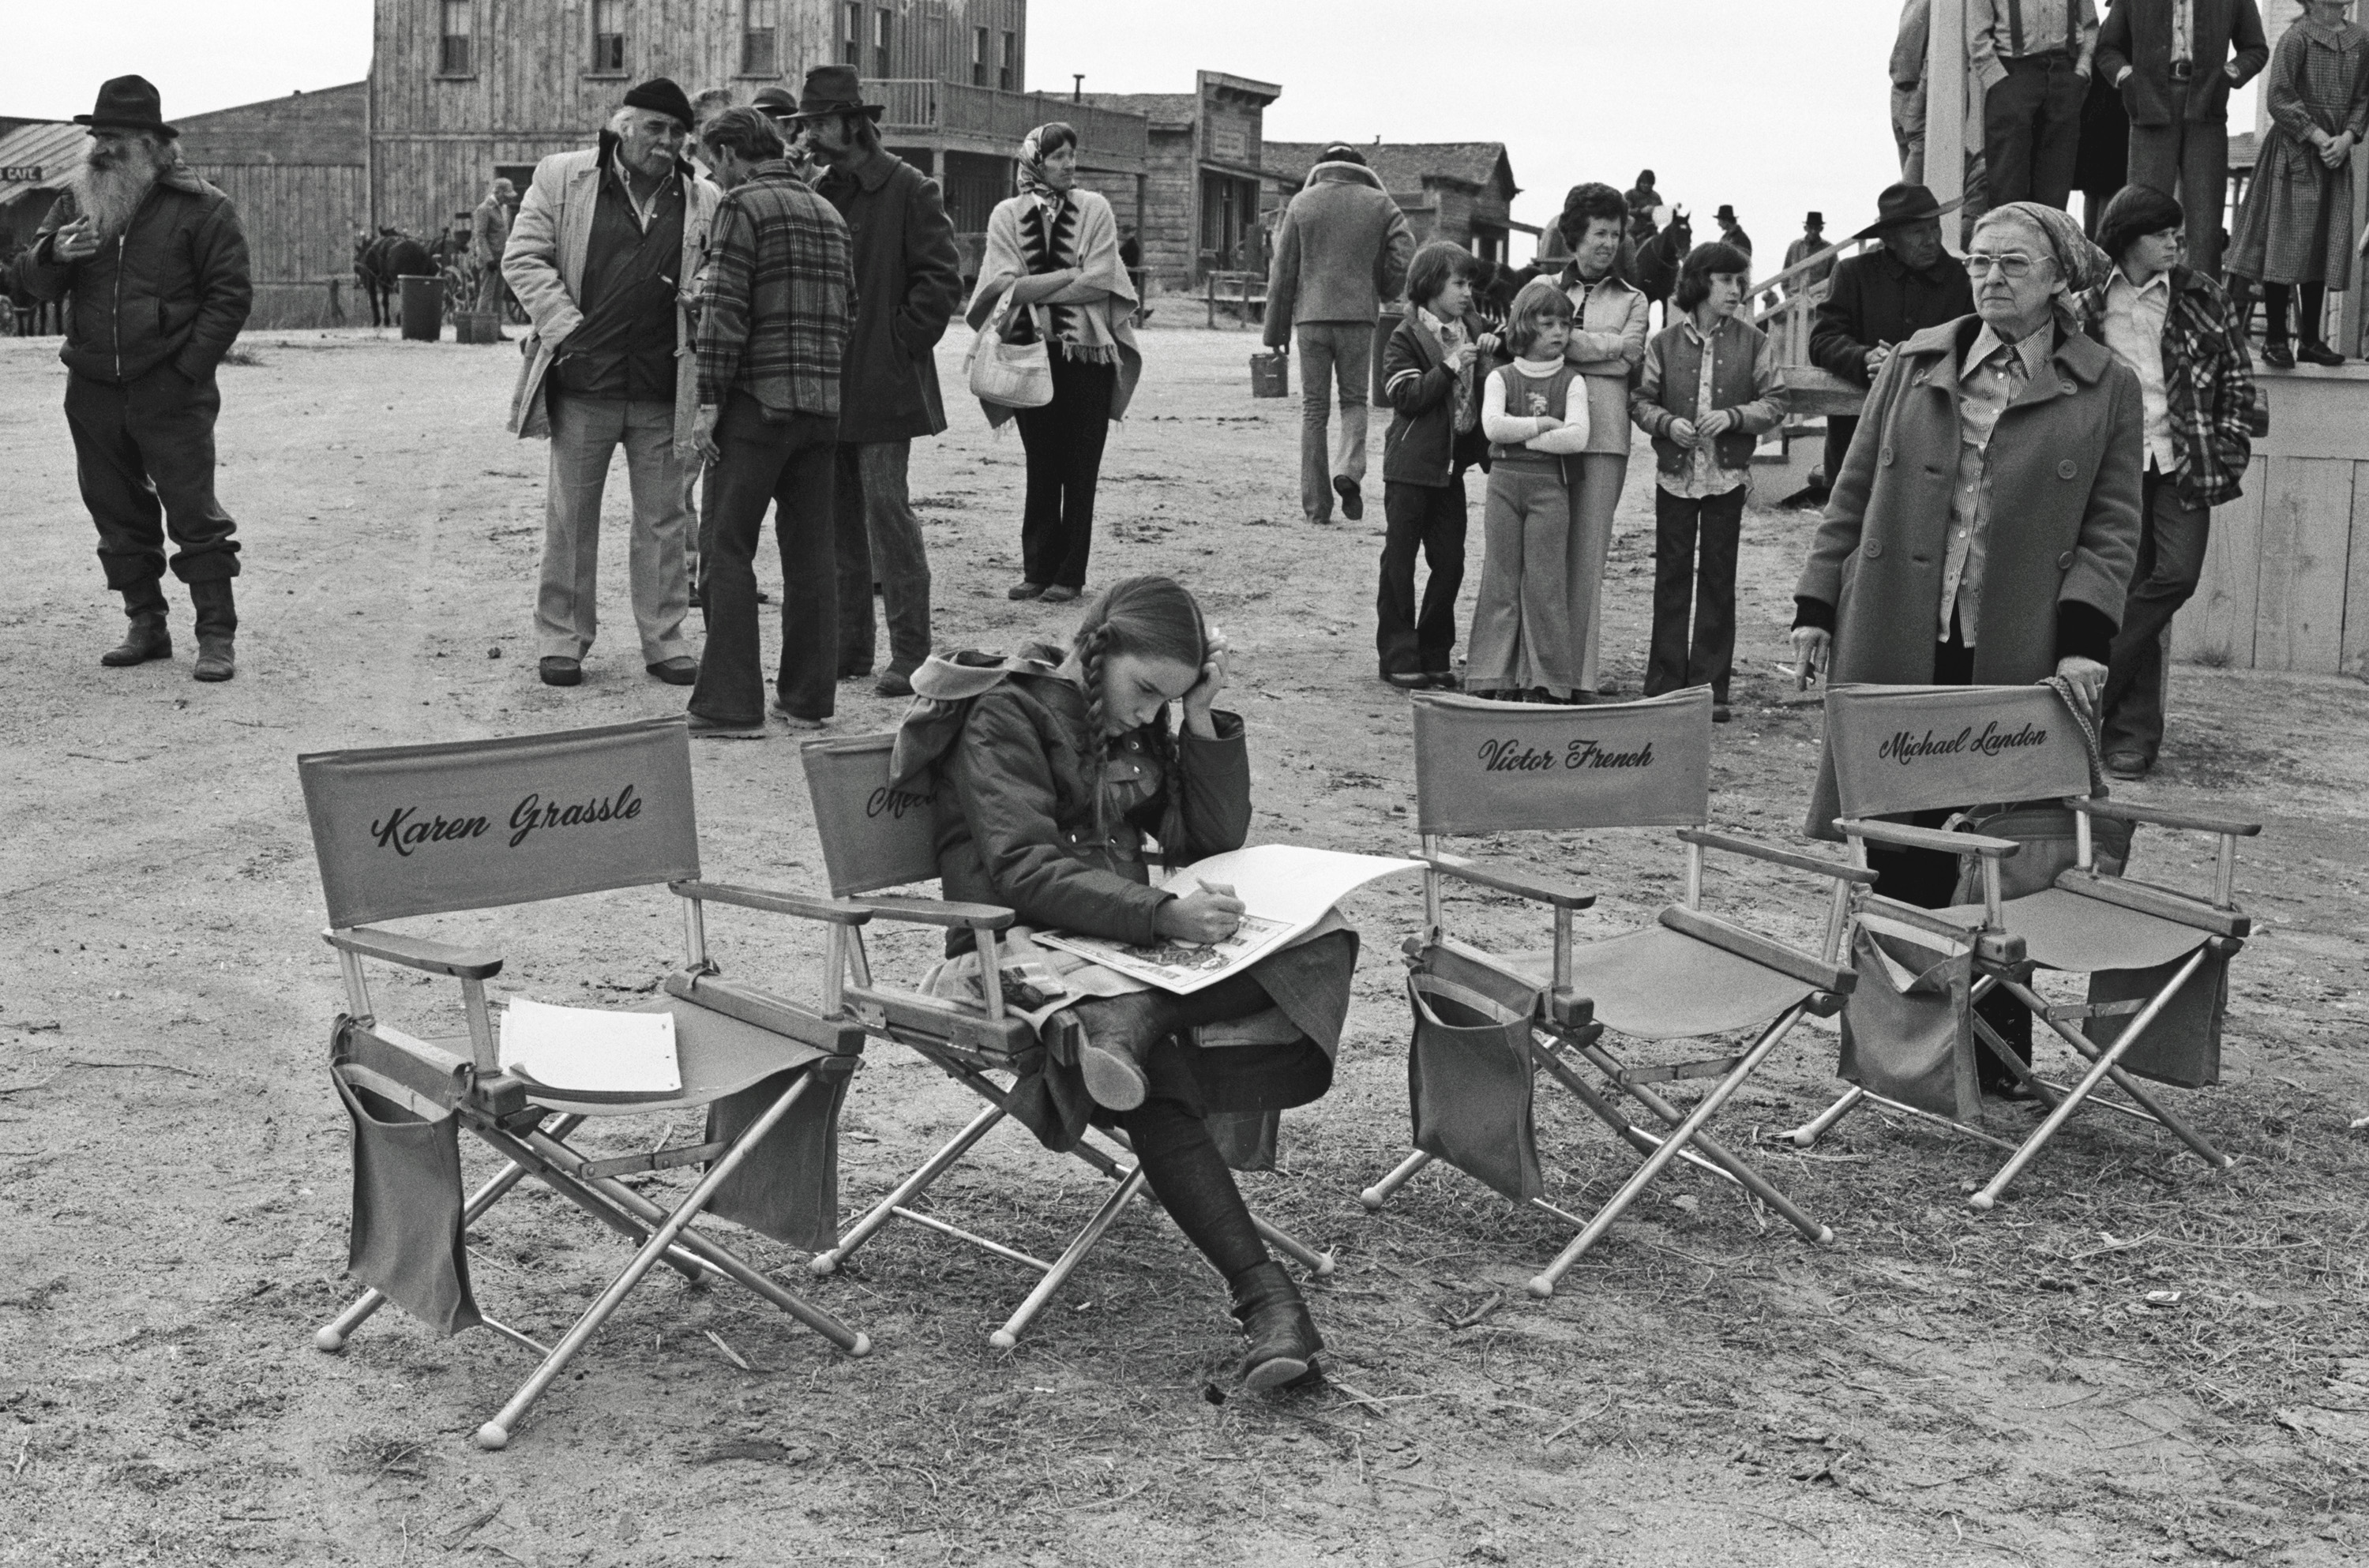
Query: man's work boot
101 614 173 667
1230 1260 1324 1391
190 578 237 682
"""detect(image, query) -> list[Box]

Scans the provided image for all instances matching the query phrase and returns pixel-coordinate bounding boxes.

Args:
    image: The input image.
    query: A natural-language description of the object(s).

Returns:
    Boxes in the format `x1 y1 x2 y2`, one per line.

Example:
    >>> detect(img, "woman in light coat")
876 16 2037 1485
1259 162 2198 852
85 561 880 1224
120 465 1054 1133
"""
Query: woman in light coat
1555 183 1652 697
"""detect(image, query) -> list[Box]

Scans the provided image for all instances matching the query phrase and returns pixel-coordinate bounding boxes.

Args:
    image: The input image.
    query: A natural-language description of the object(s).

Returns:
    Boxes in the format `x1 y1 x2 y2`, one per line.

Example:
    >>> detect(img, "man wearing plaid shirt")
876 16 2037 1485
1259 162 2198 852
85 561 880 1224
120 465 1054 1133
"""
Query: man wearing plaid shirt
686 107 856 737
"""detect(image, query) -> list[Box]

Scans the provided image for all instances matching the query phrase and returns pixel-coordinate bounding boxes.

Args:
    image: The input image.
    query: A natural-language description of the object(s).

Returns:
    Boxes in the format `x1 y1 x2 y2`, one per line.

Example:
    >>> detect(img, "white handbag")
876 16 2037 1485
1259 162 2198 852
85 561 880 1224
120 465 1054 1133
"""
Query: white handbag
967 289 1054 409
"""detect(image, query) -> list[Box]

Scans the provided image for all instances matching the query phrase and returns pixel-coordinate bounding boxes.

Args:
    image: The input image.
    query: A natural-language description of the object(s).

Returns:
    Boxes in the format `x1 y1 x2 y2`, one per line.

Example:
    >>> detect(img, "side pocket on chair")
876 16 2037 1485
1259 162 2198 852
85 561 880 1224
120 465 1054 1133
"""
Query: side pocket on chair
2086 946 2226 1088
702 1059 857 1251
330 1026 482 1337
1838 923 1979 1120
1406 972 1544 1203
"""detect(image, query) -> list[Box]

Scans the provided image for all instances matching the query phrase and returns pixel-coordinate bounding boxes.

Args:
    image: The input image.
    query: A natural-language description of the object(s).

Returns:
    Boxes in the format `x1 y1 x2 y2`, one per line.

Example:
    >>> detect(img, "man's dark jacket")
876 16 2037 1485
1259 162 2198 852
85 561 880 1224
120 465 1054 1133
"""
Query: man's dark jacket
2096 0 2269 126
1808 246 1975 386
813 152 963 444
12 164 252 384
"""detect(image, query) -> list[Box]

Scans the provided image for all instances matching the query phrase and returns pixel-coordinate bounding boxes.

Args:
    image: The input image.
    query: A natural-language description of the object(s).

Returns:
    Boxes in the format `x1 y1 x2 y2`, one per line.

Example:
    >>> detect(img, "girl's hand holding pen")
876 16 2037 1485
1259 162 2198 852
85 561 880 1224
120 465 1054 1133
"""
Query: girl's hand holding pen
1157 879 1244 944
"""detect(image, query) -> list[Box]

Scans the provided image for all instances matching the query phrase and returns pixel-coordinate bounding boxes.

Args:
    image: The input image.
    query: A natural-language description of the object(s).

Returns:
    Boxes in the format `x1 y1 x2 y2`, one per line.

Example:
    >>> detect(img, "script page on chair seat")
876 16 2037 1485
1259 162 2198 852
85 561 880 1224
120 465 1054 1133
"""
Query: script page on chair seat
1036 845 1421 994
497 999 682 1094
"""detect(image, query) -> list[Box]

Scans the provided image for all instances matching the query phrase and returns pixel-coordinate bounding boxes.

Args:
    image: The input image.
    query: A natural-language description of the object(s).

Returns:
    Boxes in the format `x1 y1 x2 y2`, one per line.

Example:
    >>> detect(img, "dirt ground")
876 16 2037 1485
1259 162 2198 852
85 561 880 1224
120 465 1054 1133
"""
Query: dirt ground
3 315 2367 1568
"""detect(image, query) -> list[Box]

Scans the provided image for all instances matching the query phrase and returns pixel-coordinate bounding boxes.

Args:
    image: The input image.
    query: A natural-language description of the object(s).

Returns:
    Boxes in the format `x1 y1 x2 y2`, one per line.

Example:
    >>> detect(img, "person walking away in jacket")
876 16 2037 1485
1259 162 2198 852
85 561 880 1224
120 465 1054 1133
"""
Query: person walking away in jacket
503 78 715 690
1631 243 1785 719
2095 0 2269 279
684 108 855 737
2224 0 2369 367
966 123 1142 604
1971 0 2101 209
1894 0 1934 180
1376 242 1490 689
1792 201 2142 1090
471 178 514 311
1553 182 1653 696
794 66 963 699
1467 281 1592 701
2076 185 2254 779
11 76 252 681
1809 182 1976 497
1263 144 1414 525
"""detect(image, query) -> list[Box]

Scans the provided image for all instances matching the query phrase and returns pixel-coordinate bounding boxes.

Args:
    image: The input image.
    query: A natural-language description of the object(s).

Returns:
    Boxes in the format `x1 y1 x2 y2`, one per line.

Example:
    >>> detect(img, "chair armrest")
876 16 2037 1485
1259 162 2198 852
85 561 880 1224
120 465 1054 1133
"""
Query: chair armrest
853 895 1018 931
1679 827 1879 886
670 879 873 925
1658 905 1854 996
325 925 504 980
1834 818 2021 858
2063 797 2262 838
1425 853 1595 910
2052 869 2251 938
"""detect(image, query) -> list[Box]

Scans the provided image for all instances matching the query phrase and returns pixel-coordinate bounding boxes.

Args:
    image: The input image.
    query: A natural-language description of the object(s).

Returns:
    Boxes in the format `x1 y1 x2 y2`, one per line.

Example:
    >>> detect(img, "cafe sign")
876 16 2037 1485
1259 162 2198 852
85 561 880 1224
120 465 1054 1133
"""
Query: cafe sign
1 166 44 182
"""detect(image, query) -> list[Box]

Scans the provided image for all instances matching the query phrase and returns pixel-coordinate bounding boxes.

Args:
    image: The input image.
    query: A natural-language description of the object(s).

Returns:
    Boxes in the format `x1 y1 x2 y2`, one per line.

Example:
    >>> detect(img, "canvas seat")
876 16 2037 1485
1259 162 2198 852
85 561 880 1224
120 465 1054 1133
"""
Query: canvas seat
1785 683 2258 1210
770 732 1335 1352
299 718 872 1451
1360 689 1872 1299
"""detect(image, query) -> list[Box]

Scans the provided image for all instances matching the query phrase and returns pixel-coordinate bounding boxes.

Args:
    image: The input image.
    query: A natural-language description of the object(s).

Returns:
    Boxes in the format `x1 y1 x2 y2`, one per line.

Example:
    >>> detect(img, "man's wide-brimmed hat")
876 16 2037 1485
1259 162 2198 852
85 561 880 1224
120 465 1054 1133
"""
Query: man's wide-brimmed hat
74 75 178 138
1852 182 1963 238
1805 211 1824 226
1715 204 1739 222
789 64 884 121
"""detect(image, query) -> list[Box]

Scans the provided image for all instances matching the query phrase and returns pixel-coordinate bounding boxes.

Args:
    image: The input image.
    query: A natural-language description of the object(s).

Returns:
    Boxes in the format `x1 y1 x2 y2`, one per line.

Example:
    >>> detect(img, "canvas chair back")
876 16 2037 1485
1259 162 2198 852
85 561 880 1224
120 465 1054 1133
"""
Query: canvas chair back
298 718 700 926
799 733 939 898
1824 684 2092 824
1411 688 1713 838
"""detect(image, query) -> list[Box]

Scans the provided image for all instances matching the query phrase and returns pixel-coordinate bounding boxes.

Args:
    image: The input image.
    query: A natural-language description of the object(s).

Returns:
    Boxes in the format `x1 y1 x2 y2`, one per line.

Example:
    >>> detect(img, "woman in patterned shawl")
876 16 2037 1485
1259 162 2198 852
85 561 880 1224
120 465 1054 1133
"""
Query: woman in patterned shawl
967 123 1143 603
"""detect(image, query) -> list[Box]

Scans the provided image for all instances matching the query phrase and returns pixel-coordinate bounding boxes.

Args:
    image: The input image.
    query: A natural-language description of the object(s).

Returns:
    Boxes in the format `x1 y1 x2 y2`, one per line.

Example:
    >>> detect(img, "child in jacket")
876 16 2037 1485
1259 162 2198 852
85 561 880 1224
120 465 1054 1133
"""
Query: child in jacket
1376 242 1494 688
1629 242 1785 717
1466 279 1594 701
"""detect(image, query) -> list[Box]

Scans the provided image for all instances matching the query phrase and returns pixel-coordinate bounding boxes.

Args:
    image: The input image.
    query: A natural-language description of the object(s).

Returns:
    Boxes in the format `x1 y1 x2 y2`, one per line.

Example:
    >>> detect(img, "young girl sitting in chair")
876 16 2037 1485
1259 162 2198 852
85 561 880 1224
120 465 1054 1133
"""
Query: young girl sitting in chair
888 574 1355 1389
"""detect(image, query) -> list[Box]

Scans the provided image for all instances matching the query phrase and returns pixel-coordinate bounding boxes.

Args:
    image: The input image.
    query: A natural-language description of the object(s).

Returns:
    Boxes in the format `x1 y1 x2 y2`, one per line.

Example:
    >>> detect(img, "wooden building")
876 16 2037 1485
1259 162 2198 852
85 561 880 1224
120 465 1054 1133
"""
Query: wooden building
1084 72 1282 290
1264 141 1523 264
369 0 1146 269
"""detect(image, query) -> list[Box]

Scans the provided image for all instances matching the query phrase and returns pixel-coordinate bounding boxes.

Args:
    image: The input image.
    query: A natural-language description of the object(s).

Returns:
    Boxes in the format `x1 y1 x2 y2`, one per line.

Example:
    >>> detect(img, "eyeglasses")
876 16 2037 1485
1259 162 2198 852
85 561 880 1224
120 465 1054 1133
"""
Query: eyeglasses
1963 252 2043 279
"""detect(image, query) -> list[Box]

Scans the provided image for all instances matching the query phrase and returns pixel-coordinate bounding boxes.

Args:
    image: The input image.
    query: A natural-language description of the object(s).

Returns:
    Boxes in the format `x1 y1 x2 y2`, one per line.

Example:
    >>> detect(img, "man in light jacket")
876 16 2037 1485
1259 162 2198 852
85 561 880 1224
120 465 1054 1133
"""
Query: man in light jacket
2094 0 2269 279
471 178 513 312
502 77 716 689
1263 144 1414 525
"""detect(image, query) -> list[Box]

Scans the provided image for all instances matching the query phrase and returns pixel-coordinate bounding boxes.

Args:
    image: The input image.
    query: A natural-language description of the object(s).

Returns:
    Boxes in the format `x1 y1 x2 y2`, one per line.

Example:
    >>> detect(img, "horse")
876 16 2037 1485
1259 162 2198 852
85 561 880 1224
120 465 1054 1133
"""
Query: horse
355 230 432 328
1628 206 1692 328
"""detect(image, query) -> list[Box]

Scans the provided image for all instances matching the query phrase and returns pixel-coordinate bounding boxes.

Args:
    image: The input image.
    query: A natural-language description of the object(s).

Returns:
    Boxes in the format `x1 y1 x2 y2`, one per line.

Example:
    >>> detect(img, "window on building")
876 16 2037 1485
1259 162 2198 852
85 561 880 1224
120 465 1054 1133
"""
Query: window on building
842 2 862 66
972 27 989 88
872 8 892 78
999 31 1016 92
741 0 778 75
591 0 625 73
438 0 474 76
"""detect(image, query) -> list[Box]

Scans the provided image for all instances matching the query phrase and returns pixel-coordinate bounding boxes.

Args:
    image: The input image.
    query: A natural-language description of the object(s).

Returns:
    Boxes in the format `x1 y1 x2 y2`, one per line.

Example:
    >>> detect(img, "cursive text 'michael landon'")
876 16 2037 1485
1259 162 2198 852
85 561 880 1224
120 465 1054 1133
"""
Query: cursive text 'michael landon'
1875 722 2048 766
370 784 646 856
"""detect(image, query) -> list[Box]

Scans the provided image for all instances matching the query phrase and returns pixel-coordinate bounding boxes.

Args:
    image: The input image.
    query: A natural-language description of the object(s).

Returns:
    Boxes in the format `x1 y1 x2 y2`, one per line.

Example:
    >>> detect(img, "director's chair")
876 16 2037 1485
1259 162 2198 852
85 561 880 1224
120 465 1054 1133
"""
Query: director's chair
1360 688 1867 1298
782 732 1335 1350
1782 684 2254 1208
298 718 871 1450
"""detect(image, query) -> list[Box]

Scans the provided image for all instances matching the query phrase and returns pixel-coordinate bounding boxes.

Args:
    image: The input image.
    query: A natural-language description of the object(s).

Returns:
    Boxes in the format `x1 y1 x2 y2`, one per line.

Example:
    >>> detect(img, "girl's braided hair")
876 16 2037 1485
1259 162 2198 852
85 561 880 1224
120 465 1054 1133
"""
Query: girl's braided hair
1071 575 1208 853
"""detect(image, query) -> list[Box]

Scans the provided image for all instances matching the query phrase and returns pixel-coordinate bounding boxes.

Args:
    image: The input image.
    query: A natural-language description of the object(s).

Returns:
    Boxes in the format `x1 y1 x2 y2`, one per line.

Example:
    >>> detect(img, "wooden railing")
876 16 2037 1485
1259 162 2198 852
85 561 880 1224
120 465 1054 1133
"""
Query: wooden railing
873 81 1149 166
1751 234 1876 418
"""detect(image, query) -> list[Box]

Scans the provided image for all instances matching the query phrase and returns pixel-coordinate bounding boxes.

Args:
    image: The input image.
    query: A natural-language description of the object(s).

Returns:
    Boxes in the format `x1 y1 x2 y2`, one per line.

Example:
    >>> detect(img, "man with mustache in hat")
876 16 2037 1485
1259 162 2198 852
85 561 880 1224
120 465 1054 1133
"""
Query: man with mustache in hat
1807 182 1975 497
501 77 716 691
790 64 963 699
12 75 252 680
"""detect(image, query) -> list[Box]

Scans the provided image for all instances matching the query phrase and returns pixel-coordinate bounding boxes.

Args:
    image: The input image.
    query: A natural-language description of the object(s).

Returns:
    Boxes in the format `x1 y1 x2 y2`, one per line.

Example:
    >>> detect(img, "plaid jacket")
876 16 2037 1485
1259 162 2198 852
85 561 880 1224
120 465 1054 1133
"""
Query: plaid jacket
696 163 855 418
2075 264 2254 508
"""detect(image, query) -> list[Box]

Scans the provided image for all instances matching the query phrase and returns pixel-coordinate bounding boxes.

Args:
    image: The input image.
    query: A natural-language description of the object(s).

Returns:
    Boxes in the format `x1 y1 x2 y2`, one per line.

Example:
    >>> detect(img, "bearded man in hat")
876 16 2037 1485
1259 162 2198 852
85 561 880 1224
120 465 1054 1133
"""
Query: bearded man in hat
501 77 717 689
787 65 962 698
12 75 252 679
1807 182 1975 494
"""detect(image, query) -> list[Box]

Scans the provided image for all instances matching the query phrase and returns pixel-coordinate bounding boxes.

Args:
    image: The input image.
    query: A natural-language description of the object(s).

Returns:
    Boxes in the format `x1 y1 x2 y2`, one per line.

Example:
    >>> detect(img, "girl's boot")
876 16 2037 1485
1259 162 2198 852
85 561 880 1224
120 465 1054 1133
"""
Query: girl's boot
1230 1260 1323 1390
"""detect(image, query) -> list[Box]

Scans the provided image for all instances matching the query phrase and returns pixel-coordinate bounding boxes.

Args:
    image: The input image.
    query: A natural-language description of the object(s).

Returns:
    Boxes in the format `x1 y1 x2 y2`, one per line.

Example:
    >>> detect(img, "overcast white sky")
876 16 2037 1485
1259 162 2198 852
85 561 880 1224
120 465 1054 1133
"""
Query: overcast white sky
2 1 2268 255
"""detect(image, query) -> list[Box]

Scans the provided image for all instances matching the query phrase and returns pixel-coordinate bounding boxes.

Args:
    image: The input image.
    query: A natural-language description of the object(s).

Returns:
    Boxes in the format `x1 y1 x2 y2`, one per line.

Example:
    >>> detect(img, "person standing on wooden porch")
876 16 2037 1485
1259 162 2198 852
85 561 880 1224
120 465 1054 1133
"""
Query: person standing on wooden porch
793 66 964 700
2095 0 2270 279
1263 144 1414 525
1969 0 2101 210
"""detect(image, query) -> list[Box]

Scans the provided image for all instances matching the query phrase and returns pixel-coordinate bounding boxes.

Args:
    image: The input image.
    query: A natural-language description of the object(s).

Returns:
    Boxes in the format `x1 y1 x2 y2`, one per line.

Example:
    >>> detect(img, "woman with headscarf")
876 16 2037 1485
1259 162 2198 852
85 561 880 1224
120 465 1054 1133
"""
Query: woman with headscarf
967 123 1142 604
1789 200 2142 1092
2224 0 2369 368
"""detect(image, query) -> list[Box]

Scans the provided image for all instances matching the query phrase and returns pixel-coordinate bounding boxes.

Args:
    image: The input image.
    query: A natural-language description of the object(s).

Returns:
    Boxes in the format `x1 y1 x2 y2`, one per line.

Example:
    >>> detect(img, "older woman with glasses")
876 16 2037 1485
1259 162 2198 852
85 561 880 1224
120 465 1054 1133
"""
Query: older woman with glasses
1789 200 2142 1094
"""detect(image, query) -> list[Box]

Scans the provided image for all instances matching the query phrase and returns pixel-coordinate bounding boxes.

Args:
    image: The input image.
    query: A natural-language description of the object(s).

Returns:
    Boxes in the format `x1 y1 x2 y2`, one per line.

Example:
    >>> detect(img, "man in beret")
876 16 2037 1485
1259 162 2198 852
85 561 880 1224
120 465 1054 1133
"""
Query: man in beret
12 76 252 679
502 77 716 690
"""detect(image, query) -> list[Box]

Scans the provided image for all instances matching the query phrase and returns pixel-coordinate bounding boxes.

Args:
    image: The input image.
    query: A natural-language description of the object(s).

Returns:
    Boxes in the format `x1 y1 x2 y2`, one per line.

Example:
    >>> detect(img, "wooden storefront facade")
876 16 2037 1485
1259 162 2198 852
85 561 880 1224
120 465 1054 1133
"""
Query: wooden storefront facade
1085 72 1282 291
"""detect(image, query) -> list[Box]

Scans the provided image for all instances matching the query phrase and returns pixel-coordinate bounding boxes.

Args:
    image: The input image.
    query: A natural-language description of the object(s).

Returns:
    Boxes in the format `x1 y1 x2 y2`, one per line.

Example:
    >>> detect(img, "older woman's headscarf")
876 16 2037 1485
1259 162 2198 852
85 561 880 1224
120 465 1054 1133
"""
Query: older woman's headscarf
1977 201 2110 296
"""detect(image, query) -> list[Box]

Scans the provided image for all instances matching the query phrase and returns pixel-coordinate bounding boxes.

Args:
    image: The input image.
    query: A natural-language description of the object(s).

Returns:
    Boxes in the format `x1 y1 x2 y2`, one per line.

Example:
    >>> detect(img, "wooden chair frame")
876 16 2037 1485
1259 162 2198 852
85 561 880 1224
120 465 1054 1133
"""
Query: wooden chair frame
786 734 1333 1352
1786 796 2255 1208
